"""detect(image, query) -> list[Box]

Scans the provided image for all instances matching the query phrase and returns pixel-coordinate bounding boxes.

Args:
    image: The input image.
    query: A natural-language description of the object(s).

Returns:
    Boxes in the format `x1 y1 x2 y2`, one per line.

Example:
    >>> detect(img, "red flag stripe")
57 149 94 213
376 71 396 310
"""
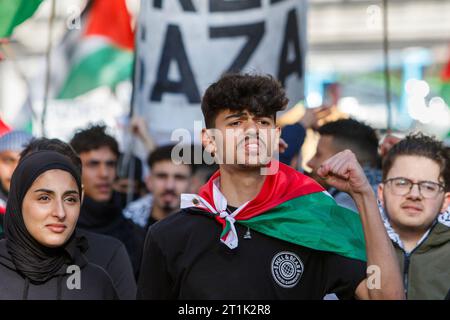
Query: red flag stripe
0 118 11 136
84 0 134 50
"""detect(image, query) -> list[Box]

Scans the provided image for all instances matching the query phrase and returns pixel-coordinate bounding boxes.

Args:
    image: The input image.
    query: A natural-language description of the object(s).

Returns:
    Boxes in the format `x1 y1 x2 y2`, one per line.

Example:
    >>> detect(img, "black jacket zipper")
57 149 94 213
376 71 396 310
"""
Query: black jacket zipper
400 222 437 298
403 253 411 298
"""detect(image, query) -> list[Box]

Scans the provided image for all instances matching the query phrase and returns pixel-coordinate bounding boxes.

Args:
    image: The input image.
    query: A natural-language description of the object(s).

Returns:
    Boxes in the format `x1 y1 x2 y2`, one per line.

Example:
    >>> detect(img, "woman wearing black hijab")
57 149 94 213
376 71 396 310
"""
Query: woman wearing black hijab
0 151 117 299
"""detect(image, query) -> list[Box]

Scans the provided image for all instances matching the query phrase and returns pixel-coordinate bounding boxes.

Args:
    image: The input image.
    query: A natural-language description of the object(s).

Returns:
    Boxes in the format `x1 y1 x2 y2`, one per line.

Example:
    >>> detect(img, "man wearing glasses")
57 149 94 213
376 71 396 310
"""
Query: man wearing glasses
378 133 450 299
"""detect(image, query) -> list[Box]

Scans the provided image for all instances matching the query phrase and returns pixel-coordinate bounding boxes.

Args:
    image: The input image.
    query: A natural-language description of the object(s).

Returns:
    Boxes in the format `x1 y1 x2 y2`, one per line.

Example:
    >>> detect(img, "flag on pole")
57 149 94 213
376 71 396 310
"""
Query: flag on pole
440 57 450 138
440 57 450 106
0 0 44 39
57 0 134 99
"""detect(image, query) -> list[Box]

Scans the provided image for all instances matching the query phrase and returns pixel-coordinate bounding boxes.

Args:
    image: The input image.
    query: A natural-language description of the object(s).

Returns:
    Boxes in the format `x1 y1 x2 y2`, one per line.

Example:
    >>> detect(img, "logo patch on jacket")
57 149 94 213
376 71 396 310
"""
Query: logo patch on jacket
271 251 304 288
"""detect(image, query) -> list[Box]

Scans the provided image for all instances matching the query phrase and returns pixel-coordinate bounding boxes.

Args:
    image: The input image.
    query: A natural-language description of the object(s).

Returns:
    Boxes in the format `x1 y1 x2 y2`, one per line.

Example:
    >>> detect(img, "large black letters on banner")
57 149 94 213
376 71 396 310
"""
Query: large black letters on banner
150 25 201 103
137 57 145 90
210 22 265 73
278 8 302 86
140 24 146 41
209 0 261 12
153 0 196 12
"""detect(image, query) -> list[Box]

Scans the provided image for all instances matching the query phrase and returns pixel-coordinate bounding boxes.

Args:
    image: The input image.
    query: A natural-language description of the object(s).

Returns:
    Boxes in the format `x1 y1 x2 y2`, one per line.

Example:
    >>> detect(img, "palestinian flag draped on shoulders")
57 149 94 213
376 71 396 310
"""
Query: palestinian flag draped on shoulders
181 160 367 262
55 0 134 99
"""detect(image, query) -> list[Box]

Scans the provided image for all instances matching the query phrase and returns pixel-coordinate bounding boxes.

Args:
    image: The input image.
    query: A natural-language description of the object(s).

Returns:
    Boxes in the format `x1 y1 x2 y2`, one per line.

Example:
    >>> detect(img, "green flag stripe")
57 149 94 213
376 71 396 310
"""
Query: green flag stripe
239 192 367 261
220 220 231 239
0 0 43 38
440 82 450 106
57 45 133 99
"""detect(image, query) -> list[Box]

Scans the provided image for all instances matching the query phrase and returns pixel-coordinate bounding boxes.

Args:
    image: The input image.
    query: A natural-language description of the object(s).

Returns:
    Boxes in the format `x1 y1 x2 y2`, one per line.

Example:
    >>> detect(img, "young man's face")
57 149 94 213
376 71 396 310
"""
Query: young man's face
378 155 450 234
306 135 338 187
202 109 280 169
0 150 21 192
146 160 191 216
79 146 117 203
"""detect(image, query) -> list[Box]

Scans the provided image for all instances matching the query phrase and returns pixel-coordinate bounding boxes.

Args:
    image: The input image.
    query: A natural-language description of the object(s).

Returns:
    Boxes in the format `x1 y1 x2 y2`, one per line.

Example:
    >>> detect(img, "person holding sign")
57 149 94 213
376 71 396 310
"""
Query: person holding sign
137 73 404 300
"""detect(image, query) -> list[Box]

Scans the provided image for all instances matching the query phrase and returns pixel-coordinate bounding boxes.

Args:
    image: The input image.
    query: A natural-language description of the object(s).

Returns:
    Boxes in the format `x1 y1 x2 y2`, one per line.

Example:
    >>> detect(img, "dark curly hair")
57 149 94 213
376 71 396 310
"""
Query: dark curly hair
201 73 289 128
70 124 120 157
382 132 449 192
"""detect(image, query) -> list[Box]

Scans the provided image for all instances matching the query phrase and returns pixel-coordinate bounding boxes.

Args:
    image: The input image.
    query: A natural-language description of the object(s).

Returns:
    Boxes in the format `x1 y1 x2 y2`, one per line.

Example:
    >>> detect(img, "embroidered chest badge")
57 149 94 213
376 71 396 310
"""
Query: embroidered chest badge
271 251 304 288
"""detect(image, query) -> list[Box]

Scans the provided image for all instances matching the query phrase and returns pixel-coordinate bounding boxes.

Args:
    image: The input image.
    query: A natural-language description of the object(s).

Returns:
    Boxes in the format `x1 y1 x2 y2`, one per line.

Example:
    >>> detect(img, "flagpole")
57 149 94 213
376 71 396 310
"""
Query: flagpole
123 15 140 206
382 0 392 132
41 0 57 137
0 41 38 122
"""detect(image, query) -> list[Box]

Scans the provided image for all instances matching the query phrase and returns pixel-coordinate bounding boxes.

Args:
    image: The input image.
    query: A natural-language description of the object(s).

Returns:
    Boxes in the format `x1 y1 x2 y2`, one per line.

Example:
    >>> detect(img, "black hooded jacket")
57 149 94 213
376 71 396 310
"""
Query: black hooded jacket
1 223 135 299
0 239 117 300
77 192 146 277
0 174 135 298
0 192 135 299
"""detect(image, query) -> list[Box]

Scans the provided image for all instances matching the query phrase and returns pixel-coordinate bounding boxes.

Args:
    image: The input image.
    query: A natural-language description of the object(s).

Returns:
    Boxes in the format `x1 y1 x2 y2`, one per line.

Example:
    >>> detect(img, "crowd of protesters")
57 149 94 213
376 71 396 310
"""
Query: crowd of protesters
0 72 448 300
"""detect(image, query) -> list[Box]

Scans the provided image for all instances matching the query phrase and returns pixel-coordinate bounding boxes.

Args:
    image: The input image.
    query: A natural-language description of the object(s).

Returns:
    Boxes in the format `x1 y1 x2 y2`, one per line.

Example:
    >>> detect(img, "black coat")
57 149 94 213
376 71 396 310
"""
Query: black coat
0 227 135 299
0 239 118 300
77 228 136 300
1 224 136 299
78 193 146 278
1 210 136 299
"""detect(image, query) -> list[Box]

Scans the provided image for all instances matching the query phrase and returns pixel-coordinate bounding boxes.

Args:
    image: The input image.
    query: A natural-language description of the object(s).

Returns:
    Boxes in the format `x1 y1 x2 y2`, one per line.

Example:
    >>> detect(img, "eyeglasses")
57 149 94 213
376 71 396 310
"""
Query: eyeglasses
384 177 445 199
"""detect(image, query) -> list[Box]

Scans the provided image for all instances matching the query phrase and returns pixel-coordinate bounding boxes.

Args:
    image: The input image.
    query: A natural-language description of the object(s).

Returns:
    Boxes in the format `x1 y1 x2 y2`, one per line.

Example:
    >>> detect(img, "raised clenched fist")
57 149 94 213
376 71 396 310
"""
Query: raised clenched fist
317 149 373 196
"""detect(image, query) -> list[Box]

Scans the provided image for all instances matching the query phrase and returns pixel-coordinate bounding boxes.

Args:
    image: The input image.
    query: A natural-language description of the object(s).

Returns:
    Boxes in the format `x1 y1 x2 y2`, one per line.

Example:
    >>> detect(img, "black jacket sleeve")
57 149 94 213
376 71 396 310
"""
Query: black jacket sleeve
106 243 137 300
322 253 367 300
136 229 174 299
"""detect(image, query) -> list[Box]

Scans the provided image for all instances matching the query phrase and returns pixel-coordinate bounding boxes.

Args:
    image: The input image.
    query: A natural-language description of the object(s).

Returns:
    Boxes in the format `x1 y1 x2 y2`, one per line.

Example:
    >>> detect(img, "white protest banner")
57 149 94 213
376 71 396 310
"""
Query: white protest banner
133 0 307 144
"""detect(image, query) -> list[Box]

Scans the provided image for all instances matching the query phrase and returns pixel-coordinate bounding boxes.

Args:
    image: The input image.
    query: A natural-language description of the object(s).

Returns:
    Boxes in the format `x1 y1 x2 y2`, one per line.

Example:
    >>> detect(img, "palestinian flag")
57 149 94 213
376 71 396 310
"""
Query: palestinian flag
57 0 134 99
181 161 367 262
441 57 450 137
441 57 450 106
0 0 43 39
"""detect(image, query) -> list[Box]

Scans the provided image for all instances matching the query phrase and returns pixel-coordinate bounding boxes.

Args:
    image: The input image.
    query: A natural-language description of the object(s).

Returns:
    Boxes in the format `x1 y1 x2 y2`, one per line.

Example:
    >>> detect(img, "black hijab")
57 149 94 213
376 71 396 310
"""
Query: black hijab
4 150 84 283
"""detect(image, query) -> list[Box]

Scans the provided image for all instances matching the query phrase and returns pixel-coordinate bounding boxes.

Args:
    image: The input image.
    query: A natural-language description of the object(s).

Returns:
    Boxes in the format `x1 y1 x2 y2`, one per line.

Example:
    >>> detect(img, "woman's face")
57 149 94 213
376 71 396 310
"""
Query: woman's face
22 169 81 248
